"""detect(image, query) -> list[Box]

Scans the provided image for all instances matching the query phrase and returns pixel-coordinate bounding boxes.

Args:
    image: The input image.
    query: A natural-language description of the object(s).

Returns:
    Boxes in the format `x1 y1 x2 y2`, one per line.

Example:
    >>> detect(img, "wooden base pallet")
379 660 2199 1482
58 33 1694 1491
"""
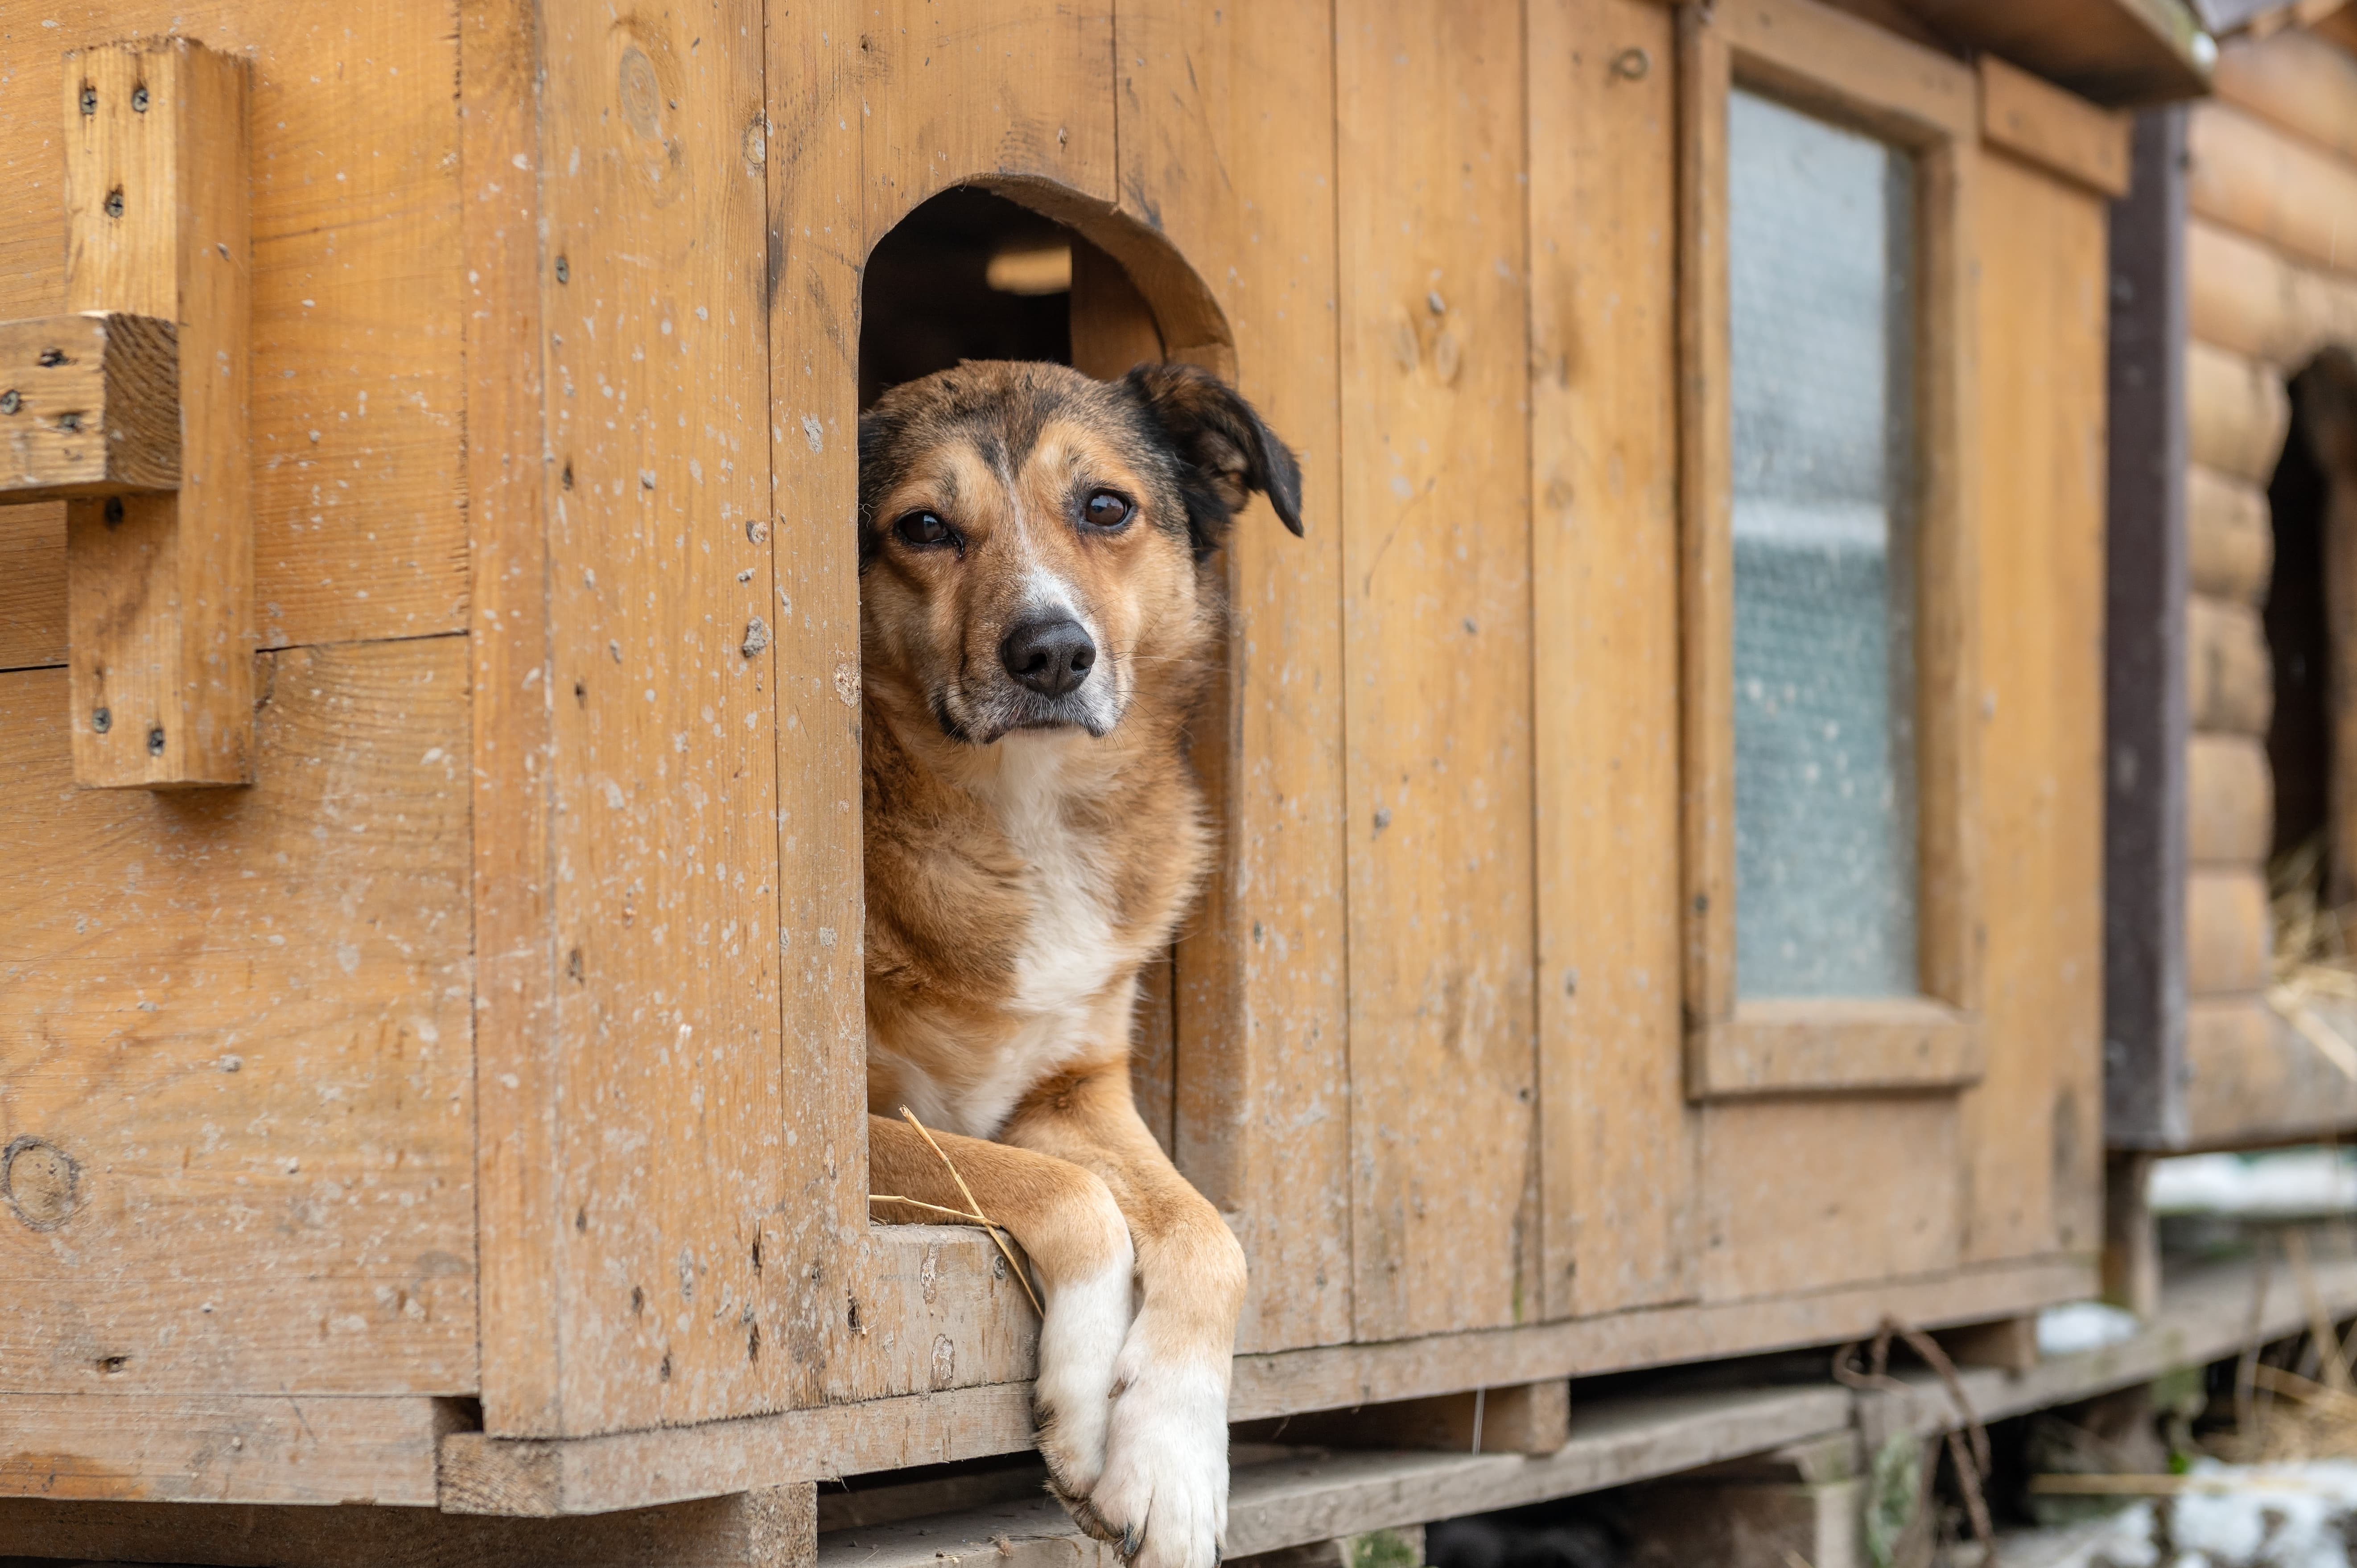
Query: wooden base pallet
7 1245 2352 1568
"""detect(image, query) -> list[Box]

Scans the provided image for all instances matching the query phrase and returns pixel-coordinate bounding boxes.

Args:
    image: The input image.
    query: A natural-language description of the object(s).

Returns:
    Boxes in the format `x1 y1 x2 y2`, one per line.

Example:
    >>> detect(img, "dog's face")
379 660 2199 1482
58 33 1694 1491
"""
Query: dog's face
857 361 1302 744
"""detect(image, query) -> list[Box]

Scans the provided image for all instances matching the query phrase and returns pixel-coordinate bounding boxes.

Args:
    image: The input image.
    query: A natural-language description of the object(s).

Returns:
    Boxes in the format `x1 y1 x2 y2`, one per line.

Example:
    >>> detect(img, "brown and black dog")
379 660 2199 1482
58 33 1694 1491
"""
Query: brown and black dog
857 359 1302 1568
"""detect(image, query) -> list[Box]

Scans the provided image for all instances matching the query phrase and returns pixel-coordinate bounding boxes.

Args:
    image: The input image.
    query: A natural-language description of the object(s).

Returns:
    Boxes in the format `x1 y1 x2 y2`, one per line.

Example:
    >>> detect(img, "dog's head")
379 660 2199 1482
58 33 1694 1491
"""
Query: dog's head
857 360 1302 744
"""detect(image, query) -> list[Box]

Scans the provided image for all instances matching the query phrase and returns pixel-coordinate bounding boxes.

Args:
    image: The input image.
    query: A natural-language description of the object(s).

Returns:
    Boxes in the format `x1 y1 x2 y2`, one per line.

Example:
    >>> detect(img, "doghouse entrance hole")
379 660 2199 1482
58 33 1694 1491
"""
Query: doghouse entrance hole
2267 372 2333 876
859 186 1166 409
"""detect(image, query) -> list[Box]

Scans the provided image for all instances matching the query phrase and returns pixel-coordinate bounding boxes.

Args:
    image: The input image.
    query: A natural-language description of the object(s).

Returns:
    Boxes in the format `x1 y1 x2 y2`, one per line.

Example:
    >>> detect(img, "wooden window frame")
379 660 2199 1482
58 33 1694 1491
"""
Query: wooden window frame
1678 0 1983 1099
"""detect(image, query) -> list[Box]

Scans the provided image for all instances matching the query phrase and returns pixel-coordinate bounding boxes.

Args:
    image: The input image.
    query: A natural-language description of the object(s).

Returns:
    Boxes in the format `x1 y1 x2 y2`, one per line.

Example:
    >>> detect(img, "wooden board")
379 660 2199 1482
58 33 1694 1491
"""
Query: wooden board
1889 0 2209 107
0 3 468 656
2187 337 2293 483
0 641 475 1399
2184 998 2357 1149
2213 27 2357 166
1977 54 2131 198
2187 461 2275 603
1966 151 2108 1264
0 312 179 499
2186 591 2274 737
0 503 66 671
473 0 786 1439
1527 0 1693 1321
0 1394 445 1506
1114 0 1354 1356
1697 1097 1961 1302
2188 733 2275 866
2184 868 2271 996
2188 218 2357 373
2187 101 2357 279
1337 0 1537 1342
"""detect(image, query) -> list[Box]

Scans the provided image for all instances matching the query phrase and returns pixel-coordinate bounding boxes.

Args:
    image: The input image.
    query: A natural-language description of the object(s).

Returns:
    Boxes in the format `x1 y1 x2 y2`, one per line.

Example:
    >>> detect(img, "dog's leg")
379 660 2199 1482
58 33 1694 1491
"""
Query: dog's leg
1000 1061 1247 1568
868 1112 1136 1504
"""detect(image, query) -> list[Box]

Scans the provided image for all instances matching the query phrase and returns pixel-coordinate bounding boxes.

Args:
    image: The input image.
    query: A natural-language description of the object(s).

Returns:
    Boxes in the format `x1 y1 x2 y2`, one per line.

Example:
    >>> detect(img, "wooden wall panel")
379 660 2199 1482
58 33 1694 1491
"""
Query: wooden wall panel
2187 339 2293 484
0 506 67 671
0 642 474 1397
2187 101 2357 280
2184 999 2357 1149
0 2 466 658
1337 0 1537 1340
2187 462 2274 603
477 0 785 1437
1698 1098 1960 1302
2188 734 2275 866
2188 218 2357 374
1528 0 1693 1321
2213 28 2357 167
1117 0 1354 1355
1963 153 2107 1263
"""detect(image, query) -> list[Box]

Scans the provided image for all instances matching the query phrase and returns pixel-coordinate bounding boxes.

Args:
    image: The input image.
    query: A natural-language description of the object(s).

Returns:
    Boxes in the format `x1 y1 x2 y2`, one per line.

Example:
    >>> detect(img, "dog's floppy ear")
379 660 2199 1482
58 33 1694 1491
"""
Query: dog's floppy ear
1122 362 1304 560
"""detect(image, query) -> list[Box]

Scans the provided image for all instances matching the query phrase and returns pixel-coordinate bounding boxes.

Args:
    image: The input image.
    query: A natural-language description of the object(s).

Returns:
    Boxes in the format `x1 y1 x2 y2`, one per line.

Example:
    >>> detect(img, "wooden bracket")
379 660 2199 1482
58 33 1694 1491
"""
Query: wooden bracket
0 38 252 787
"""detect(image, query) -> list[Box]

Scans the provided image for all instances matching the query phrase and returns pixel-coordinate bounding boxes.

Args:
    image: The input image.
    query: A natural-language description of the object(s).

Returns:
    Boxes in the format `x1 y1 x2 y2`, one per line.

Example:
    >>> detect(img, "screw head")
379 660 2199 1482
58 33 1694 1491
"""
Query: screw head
0 391 17 416
104 188 124 219
79 85 96 115
146 726 165 756
554 255 570 284
103 497 124 526
91 707 111 734
131 85 149 112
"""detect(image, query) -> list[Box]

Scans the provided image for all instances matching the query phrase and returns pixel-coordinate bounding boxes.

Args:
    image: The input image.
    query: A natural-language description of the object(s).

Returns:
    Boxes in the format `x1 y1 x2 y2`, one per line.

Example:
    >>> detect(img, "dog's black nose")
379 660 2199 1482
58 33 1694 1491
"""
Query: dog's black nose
1000 615 1096 697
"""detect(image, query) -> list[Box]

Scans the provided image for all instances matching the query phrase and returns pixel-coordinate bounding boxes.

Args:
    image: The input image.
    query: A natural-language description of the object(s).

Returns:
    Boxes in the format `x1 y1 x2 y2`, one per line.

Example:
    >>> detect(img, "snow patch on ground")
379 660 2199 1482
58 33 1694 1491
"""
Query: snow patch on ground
2150 1150 2357 1218
2002 1460 2357 1568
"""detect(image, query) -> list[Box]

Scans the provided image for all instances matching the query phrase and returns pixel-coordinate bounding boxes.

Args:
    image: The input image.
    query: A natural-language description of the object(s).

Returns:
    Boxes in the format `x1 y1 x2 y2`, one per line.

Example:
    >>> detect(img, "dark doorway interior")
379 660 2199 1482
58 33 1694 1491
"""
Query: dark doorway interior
858 186 1074 410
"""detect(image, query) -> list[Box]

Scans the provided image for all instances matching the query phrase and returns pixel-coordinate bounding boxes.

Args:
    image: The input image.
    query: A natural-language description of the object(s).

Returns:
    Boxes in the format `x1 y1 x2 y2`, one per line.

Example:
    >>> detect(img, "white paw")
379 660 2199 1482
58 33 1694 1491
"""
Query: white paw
1032 1239 1135 1499
1083 1343 1229 1568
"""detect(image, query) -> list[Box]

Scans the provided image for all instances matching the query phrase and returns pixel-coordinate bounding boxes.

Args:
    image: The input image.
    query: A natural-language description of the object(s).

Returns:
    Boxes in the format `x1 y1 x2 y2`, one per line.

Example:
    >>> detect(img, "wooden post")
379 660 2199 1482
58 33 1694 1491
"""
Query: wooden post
1940 1314 2042 1374
2104 1151 2160 1320
58 37 252 788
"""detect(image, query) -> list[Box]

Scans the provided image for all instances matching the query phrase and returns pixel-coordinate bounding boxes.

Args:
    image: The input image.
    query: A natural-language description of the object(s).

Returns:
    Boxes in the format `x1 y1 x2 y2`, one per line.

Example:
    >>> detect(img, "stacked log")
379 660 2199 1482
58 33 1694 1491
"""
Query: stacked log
2179 25 2357 1141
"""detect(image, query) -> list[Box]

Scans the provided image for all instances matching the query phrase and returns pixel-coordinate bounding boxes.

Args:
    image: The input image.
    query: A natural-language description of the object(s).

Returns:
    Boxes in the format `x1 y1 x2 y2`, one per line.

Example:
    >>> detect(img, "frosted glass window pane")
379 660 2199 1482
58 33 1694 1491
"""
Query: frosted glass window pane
1729 89 1919 1000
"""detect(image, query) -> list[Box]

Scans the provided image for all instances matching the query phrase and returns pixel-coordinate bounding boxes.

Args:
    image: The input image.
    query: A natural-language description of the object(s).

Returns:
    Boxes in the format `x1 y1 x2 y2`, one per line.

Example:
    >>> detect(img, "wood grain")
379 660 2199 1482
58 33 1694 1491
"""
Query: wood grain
0 642 475 1399
1116 0 1353 1356
0 312 178 499
1978 54 2131 198
1529 0 1693 1321
0 1394 446 1506
2213 27 2357 167
2187 101 2357 279
63 38 251 789
2186 591 2274 737
1337 0 1537 1342
1964 150 2106 1266
2188 218 2357 373
2184 998 2357 1150
0 504 66 670
2187 338 2293 483
1692 999 1981 1097
478 0 785 1438
2187 461 2274 603
2188 733 2275 867
0 4 470 656
2184 868 2271 997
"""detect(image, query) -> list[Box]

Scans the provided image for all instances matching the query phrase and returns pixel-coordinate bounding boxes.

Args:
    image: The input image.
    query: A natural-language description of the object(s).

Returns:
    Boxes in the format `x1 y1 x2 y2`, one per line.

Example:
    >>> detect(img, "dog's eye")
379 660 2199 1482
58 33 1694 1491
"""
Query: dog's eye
1082 490 1131 529
894 510 951 547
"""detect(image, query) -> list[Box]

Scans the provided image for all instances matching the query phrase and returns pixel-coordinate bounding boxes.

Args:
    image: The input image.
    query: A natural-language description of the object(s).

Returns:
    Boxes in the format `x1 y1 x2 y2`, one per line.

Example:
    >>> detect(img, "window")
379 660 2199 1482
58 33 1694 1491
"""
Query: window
1679 0 1982 1097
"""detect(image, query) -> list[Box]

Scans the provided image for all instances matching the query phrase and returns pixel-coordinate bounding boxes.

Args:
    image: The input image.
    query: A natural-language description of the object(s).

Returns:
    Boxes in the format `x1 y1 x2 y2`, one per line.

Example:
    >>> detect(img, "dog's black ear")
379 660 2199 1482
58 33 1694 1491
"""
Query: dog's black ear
1122 362 1304 560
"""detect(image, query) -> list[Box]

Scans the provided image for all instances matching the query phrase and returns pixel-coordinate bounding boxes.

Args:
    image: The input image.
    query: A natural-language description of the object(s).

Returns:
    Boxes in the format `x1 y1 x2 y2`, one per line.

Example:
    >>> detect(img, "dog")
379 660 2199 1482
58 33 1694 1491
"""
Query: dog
857 358 1303 1568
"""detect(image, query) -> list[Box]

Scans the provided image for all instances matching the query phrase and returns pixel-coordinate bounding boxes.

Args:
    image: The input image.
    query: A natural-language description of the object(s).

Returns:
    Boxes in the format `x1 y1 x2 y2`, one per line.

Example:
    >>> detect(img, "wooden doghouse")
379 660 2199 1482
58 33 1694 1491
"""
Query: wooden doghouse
0 0 2199 1557
2106 1 2357 1181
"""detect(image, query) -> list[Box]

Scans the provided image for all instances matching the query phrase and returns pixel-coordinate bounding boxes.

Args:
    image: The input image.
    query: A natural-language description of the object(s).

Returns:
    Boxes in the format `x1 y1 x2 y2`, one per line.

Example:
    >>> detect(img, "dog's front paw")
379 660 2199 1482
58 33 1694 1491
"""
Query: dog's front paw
1075 1345 1229 1568
1033 1245 1135 1502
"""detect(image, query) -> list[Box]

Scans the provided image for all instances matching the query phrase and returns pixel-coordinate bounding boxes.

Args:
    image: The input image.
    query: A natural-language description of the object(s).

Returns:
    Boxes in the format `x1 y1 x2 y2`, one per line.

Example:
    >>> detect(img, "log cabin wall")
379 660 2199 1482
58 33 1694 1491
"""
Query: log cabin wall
0 0 2156 1513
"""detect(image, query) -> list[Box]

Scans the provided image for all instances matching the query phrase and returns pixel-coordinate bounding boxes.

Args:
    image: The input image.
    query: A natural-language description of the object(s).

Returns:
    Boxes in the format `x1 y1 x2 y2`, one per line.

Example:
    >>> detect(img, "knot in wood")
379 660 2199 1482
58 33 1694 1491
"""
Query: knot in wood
4 1137 81 1230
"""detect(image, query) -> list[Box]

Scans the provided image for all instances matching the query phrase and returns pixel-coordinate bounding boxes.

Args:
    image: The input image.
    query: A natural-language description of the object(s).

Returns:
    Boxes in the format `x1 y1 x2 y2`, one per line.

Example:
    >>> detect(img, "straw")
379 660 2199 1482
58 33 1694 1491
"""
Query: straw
868 1107 1045 1318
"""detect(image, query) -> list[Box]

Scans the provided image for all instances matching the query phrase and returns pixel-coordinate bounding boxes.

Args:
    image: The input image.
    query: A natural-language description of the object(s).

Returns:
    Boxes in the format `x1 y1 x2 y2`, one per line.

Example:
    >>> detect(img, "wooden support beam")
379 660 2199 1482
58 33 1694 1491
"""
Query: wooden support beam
2103 1151 2158 1317
1620 1477 1865 1568
1978 54 2131 198
1245 1382 1573 1457
1940 1313 2042 1374
0 311 177 498
56 37 251 788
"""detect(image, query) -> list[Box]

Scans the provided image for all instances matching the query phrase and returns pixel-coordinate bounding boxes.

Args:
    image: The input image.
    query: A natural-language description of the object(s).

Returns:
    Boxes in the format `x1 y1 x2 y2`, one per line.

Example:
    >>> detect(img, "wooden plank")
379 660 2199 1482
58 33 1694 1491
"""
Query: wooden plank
0 503 65 670
1965 151 2106 1264
434 1256 2088 1517
2188 218 2357 372
1978 54 2132 198
2188 100 2357 279
2213 27 2357 166
2187 461 2275 603
2102 1151 2158 1312
1691 999 1980 1097
1940 1314 2041 1373
2184 997 2357 1148
1619 1477 1864 1568
1337 0 1537 1341
0 7 470 657
0 1394 445 1507
0 312 178 499
2104 107 2191 1152
2186 591 2274 736
1114 0 1353 1357
1528 0 1693 1321
62 38 251 789
0 1485 818 1568
1714 0 1980 144
0 642 475 1398
476 0 785 1439
2188 733 2276 866
1889 0 2210 107
2187 337 2293 483
2184 867 2272 996
1250 1382 1572 1457
1698 1098 1961 1301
